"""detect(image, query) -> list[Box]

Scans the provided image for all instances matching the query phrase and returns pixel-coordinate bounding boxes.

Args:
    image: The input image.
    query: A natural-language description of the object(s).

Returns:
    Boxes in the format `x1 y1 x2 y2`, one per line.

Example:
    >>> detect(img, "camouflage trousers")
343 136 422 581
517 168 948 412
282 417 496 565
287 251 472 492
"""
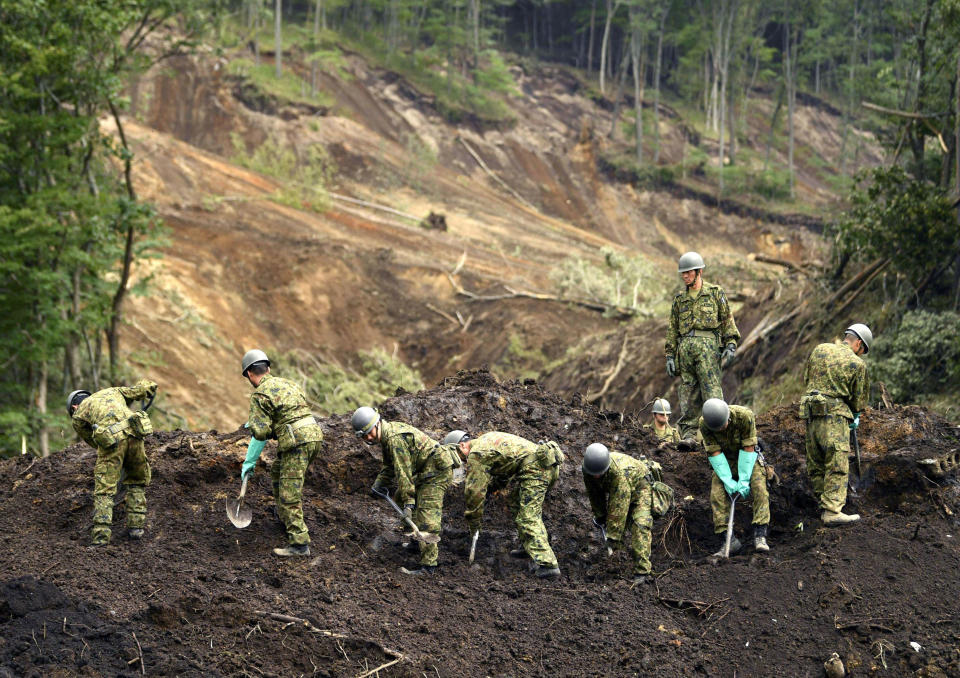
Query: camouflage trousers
710 460 769 533
92 436 151 545
624 485 654 575
413 467 453 566
271 441 322 546
507 462 560 568
805 415 850 513
677 336 723 439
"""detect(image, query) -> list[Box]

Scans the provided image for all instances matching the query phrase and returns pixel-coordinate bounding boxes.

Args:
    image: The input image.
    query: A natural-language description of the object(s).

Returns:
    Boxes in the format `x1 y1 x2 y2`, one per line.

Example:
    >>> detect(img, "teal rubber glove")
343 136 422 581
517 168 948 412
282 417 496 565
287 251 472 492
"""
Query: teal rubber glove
242 437 266 478
736 450 758 498
708 453 740 496
849 413 860 430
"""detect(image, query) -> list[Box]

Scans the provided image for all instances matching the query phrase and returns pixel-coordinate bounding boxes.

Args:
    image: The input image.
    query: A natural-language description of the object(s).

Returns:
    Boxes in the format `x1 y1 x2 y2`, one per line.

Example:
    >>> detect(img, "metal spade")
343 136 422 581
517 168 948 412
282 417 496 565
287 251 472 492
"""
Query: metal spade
226 475 252 528
371 486 440 544
722 493 738 558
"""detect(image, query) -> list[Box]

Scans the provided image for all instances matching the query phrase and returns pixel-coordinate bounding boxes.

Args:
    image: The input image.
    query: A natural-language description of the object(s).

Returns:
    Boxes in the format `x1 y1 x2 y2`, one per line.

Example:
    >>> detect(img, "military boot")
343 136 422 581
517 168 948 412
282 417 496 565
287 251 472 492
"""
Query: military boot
632 574 653 586
128 528 144 540
753 525 769 552
822 510 860 526
273 544 311 557
399 565 437 576
677 438 698 451
509 548 530 559
533 564 561 579
712 536 741 557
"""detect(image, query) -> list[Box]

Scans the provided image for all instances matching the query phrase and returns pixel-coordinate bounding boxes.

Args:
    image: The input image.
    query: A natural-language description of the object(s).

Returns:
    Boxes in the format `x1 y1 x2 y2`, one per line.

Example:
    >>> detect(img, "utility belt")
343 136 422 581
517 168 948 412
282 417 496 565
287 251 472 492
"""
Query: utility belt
681 329 719 342
534 440 565 469
281 415 321 449
799 391 846 419
93 419 132 449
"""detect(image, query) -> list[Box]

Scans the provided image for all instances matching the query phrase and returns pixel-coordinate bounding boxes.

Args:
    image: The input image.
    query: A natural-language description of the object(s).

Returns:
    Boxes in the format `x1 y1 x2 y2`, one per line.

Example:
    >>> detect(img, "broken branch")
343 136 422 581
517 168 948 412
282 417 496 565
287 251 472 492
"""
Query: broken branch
457 136 537 210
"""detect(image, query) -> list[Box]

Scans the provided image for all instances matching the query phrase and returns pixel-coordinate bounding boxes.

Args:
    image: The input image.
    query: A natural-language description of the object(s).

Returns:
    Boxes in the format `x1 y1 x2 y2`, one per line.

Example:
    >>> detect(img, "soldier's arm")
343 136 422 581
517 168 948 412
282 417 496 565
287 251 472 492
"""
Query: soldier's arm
389 434 417 506
850 361 868 414
665 298 680 357
117 378 158 404
72 418 96 449
717 288 740 347
463 463 492 529
603 474 632 541
248 393 274 442
584 476 607 523
740 412 758 451
374 445 396 489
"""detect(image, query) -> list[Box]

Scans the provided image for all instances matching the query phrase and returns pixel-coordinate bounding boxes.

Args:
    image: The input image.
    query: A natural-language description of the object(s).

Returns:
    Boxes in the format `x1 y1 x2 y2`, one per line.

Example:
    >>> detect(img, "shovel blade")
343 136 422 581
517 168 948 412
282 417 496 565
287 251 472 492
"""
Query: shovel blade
226 497 252 528
412 531 441 544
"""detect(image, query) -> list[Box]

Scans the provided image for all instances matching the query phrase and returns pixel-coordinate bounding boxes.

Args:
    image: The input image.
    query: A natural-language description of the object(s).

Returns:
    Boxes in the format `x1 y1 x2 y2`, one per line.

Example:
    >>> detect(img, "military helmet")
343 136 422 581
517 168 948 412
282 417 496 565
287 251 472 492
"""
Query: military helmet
844 323 873 353
677 251 705 273
66 389 91 416
582 443 611 476
351 407 380 437
702 398 730 431
652 398 672 415
241 349 270 376
442 430 469 445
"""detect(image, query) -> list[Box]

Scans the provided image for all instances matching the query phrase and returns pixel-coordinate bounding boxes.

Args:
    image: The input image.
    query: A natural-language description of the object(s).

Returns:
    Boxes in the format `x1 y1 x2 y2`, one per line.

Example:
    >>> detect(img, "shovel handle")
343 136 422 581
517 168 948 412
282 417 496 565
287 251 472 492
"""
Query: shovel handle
469 531 479 563
852 428 862 479
238 475 248 500
376 488 430 540
723 493 738 558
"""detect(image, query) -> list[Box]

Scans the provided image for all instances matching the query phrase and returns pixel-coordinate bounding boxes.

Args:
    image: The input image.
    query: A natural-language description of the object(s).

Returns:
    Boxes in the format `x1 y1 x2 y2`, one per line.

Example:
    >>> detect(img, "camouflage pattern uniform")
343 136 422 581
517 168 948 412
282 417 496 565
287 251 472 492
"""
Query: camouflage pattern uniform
800 342 867 513
374 421 457 566
464 432 564 568
248 374 323 547
666 282 740 438
583 452 654 575
643 422 681 444
72 379 156 545
698 405 769 534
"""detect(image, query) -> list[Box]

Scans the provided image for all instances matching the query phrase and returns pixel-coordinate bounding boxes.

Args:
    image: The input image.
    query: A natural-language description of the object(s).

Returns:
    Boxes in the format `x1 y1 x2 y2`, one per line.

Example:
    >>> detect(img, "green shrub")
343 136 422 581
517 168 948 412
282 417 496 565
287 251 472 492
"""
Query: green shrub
550 247 671 314
871 310 960 406
231 132 335 211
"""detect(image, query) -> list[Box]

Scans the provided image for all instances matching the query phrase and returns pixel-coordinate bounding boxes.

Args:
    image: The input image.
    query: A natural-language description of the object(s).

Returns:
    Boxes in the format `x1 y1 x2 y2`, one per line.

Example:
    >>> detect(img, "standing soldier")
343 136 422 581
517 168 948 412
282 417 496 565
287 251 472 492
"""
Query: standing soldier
800 324 872 526
643 398 680 445
698 398 770 555
443 430 564 579
351 407 458 576
241 349 323 557
67 378 157 545
581 443 655 584
665 252 740 446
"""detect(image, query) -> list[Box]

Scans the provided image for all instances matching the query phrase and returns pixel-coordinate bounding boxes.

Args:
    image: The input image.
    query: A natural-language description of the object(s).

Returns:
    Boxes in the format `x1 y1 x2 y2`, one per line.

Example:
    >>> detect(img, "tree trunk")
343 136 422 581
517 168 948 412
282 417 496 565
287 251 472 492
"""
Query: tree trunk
587 0 597 73
910 0 935 182
956 53 960 194
599 0 622 96
274 0 282 78
469 0 480 72
630 14 645 165
839 0 859 177
607 47 632 138
652 3 668 163
36 360 49 457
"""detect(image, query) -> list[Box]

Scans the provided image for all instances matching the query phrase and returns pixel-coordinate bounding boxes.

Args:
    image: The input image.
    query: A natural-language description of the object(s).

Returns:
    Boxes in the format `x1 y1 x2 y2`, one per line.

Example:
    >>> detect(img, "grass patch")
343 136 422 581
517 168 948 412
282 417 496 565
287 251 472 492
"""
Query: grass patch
231 132 335 212
550 246 672 315
227 57 334 109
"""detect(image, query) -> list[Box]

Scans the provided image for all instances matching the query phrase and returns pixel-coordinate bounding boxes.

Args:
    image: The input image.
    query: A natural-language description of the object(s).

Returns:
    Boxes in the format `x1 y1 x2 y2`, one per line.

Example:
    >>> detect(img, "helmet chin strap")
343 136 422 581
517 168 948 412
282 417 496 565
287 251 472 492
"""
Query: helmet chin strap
686 270 701 289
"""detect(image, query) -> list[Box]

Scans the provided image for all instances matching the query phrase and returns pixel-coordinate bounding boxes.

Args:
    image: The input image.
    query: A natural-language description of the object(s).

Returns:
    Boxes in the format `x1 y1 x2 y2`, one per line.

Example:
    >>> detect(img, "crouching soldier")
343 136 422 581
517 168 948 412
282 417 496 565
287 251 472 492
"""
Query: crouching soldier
67 378 157 545
352 407 458 575
643 398 680 445
698 398 770 555
581 443 655 584
241 350 323 557
444 430 564 579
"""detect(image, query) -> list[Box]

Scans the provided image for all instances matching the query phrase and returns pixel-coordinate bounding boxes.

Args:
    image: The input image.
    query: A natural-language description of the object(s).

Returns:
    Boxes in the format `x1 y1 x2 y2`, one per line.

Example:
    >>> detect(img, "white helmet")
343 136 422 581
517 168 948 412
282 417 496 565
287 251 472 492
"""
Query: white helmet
844 323 873 353
652 398 672 415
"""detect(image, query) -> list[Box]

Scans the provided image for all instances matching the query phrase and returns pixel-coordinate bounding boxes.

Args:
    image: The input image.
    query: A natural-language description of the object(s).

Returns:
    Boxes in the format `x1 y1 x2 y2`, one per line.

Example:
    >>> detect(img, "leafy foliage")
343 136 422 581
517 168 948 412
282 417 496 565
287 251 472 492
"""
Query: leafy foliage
550 247 670 314
231 132 335 211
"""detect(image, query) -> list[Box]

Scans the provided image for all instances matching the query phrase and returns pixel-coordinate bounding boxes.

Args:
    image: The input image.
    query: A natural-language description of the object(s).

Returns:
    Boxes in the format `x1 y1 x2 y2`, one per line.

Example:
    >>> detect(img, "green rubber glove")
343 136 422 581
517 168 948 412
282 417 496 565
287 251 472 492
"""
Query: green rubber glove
736 449 758 497
849 413 860 430
242 437 266 478
708 453 740 496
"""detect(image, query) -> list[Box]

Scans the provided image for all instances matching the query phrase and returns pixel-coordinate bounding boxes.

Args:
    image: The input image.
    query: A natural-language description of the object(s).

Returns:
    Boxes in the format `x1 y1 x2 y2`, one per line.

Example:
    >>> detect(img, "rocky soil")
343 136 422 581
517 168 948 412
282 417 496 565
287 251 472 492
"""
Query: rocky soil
2 371 959 676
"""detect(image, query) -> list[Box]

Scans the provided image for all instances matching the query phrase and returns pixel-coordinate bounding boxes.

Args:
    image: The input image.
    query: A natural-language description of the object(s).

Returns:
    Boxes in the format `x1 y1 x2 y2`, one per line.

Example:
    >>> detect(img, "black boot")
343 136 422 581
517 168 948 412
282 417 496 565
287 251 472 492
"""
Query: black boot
399 564 437 576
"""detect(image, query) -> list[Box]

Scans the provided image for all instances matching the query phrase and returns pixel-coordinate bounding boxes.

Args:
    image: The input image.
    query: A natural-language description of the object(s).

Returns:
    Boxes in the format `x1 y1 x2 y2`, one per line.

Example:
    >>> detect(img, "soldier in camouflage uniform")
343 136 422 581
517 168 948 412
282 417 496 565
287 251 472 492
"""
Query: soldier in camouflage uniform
581 444 655 584
445 430 564 578
68 379 157 545
643 398 681 445
351 407 458 575
242 350 323 557
698 399 770 555
800 324 872 526
665 252 740 444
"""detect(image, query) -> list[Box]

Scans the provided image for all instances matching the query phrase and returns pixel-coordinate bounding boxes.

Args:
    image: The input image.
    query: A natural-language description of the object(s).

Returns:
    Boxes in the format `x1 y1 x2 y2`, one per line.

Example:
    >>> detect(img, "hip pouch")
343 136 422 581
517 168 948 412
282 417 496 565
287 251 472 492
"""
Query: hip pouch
799 393 828 419
285 416 321 446
128 411 153 438
93 420 128 448
649 481 675 518
536 441 566 469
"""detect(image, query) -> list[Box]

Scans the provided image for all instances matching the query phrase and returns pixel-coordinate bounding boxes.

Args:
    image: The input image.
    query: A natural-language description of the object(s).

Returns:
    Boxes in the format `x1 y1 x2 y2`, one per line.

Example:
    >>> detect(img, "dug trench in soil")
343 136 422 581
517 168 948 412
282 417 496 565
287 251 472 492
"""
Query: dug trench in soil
1 370 958 676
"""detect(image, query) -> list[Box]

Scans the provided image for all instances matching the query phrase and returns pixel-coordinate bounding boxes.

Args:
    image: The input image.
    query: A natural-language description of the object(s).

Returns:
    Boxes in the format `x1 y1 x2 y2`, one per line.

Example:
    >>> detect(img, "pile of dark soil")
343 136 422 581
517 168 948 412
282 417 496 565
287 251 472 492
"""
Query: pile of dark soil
1 370 958 676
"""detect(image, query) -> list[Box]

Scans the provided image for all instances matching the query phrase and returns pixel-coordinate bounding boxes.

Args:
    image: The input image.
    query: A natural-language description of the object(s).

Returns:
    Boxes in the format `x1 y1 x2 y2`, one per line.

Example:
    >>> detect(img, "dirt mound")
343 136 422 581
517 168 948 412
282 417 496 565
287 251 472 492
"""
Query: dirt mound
2 371 958 675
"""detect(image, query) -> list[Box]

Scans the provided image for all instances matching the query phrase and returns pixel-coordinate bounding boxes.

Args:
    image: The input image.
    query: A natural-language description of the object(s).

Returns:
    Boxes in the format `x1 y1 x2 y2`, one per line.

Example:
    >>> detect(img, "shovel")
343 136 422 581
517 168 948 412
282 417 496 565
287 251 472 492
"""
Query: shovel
468 530 479 563
722 493 739 558
593 518 614 557
226 475 252 528
371 486 440 544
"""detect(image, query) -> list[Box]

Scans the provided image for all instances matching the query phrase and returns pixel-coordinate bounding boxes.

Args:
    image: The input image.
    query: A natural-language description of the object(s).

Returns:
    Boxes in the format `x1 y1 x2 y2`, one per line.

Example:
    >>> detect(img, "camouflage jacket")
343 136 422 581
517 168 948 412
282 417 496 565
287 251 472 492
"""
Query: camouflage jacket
248 374 322 453
665 281 740 357
802 342 868 420
699 405 758 465
377 421 455 506
644 422 680 443
72 379 157 449
463 432 540 528
583 452 651 542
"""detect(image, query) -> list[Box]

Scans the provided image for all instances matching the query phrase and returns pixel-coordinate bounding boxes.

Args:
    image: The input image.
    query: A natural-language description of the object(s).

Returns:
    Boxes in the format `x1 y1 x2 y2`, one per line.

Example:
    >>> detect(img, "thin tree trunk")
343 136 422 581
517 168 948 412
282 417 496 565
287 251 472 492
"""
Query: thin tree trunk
599 0 622 95
784 17 797 199
469 0 480 72
36 361 49 457
955 54 960 194
840 0 859 177
587 0 597 73
653 3 668 163
607 47 632 138
630 16 645 165
274 0 282 78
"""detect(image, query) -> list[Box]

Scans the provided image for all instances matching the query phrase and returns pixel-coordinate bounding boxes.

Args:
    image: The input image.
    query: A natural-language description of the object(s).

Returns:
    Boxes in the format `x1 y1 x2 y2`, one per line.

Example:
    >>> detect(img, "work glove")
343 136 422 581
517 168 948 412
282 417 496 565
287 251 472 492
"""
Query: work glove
708 453 740 496
241 437 266 479
720 343 737 368
736 450 758 498
849 413 860 430
403 504 415 520
592 517 606 529
666 356 677 377
370 482 386 497
605 537 622 551
467 518 482 534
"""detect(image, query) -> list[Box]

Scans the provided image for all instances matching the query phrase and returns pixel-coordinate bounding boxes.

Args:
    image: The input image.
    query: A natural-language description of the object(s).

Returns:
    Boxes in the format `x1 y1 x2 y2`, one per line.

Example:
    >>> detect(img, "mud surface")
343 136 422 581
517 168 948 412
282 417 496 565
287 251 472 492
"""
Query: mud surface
1 371 959 676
